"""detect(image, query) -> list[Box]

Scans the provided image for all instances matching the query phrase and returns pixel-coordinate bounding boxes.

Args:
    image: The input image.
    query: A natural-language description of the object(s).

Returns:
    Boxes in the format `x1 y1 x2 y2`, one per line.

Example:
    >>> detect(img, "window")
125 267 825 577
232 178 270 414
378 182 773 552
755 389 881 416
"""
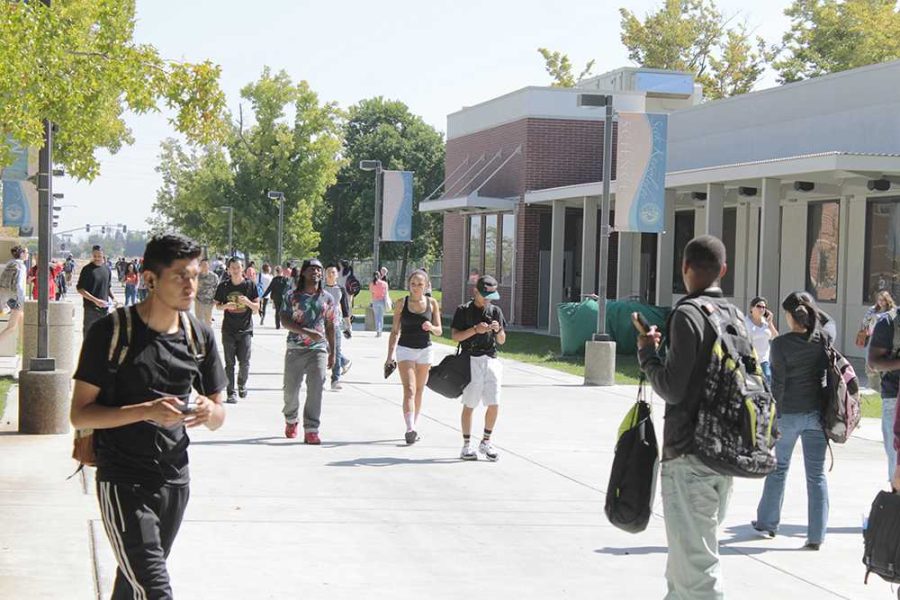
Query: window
501 213 515 284
864 197 900 303
468 215 482 281
484 214 498 280
721 208 736 296
672 211 695 294
806 201 840 303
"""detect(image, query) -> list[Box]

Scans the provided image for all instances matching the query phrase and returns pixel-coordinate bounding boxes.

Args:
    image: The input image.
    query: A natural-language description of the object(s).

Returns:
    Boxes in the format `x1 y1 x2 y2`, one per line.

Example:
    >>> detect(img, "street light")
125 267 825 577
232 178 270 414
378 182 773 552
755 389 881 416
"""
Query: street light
267 191 285 269
359 159 383 272
218 206 234 257
577 93 614 341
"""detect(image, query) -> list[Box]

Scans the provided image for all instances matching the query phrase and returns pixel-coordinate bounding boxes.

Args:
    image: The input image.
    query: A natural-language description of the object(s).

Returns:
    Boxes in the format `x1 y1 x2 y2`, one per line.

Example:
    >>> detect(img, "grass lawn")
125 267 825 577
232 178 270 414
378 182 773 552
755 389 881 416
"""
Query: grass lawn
862 392 883 419
431 328 643 385
0 376 15 421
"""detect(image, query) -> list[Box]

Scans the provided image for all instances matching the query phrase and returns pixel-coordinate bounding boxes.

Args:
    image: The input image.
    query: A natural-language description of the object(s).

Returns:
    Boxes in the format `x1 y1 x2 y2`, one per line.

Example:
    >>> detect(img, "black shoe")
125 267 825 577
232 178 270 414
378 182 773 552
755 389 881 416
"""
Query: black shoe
225 394 237 404
405 430 419 445
343 329 351 339
751 521 775 539
238 387 247 399
803 541 821 551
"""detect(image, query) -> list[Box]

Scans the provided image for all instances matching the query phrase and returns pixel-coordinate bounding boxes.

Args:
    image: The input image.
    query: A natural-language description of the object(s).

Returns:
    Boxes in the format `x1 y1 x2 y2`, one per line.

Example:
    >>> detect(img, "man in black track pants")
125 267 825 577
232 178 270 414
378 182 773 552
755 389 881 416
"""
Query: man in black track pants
70 234 227 600
214 257 260 403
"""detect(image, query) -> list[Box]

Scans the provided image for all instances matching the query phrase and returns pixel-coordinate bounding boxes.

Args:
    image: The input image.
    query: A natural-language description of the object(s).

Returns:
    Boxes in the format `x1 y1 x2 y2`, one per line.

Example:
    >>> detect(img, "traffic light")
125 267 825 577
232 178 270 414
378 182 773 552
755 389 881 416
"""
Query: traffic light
101 226 106 234
121 224 127 234
85 224 90 233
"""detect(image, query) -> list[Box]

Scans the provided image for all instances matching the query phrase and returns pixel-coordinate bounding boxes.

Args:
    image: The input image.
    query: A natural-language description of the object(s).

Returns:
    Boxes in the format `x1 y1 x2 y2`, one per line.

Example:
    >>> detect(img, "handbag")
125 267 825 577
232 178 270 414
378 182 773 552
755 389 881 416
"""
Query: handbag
427 345 471 398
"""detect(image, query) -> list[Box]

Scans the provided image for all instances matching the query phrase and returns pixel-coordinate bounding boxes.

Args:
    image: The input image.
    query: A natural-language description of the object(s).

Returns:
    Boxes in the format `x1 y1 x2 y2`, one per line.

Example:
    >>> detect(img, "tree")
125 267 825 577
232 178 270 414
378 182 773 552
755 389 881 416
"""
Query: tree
619 0 767 99
537 48 596 87
773 0 900 83
319 98 445 278
0 0 227 180
152 68 343 262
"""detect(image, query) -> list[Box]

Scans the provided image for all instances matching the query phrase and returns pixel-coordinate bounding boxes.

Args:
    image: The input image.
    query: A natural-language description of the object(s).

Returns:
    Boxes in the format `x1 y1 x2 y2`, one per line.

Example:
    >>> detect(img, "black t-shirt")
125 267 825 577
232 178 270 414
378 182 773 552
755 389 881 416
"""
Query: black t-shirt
73 308 226 486
451 300 507 357
214 278 259 334
871 312 900 399
76 262 111 309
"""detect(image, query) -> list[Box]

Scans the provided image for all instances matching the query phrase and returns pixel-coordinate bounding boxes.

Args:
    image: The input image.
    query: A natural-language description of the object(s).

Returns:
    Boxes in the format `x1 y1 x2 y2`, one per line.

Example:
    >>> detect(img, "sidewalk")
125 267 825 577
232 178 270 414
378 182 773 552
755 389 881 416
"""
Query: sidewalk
0 292 895 599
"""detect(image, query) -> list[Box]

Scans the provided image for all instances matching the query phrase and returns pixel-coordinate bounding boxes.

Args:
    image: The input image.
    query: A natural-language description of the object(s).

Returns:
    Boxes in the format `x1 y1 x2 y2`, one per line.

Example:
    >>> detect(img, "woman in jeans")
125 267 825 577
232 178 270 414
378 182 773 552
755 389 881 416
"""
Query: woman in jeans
369 271 388 337
123 263 139 306
744 296 778 387
753 291 830 550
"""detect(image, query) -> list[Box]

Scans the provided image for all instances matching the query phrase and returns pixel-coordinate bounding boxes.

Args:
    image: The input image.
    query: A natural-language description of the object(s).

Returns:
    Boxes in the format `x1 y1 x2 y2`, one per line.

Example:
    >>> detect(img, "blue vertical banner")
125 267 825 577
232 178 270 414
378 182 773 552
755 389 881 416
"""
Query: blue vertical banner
382 170 414 242
614 113 668 233
1 138 39 230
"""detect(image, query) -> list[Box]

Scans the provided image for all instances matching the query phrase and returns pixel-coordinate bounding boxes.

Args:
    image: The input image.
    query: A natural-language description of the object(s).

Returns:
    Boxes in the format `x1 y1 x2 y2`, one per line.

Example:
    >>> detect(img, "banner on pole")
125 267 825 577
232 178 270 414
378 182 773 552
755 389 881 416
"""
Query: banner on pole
614 113 667 233
1 139 39 229
382 170 414 242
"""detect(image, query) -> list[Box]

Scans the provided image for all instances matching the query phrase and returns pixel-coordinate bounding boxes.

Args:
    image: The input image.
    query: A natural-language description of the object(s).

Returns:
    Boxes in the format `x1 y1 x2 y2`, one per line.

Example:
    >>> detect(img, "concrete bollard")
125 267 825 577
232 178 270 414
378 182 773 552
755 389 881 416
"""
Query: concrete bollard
23 301 77 375
365 305 375 331
18 369 71 434
584 340 617 386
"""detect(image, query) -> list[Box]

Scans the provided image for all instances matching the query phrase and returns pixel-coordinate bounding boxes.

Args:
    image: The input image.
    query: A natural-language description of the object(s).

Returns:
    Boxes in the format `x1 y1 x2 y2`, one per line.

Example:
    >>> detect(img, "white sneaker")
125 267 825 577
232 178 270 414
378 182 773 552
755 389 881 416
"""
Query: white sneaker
330 381 342 391
460 443 478 461
478 440 499 462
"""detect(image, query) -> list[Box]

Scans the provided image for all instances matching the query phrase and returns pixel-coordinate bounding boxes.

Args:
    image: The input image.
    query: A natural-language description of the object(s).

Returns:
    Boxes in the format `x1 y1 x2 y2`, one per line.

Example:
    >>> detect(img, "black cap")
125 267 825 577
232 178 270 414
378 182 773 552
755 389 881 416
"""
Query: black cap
476 275 500 300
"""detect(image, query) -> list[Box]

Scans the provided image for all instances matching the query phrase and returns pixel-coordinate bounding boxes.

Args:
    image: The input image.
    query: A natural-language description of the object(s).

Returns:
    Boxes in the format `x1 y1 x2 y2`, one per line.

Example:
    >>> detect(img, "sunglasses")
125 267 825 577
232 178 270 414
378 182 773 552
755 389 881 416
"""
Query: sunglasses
754 304 768 310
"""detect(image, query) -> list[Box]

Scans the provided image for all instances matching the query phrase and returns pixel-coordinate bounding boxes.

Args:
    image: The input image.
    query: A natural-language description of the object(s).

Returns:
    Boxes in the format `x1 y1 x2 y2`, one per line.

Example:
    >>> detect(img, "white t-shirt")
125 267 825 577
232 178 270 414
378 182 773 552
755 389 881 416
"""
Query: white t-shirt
744 315 773 363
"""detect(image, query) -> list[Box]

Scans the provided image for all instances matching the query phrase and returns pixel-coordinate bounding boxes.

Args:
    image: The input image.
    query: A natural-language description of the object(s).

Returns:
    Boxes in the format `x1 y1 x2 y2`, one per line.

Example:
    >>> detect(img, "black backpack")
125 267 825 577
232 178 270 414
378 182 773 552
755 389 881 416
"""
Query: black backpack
677 296 778 478
605 379 659 533
863 491 900 587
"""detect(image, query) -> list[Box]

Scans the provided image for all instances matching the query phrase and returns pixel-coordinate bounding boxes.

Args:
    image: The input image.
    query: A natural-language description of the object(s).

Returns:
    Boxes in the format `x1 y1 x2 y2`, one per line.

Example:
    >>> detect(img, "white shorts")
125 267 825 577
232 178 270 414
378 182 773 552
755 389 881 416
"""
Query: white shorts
396 345 434 365
461 355 502 408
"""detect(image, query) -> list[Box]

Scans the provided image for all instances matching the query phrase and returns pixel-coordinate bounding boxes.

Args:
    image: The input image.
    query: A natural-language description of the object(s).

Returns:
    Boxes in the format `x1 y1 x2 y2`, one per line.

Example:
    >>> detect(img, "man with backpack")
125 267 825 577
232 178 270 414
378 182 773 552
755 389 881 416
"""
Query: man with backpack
637 235 741 600
0 245 29 345
868 305 900 483
70 234 227 600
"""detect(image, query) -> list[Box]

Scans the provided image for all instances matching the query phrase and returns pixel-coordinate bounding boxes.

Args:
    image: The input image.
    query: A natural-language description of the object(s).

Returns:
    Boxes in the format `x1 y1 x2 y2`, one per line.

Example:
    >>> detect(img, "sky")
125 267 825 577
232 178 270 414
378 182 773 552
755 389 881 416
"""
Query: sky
56 0 794 239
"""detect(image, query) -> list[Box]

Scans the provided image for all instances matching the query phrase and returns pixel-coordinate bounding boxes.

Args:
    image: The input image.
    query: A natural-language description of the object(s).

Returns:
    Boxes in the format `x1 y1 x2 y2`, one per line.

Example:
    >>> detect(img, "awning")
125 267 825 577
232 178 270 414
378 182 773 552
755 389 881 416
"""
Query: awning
418 144 522 214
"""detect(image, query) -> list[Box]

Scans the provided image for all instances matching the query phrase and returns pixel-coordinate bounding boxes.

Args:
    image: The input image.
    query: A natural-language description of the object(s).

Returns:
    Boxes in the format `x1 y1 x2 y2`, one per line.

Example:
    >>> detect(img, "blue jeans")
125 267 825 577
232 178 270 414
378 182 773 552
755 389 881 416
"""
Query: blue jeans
761 361 772 388
755 411 829 544
330 321 349 383
882 395 897 481
124 284 137 306
372 299 386 333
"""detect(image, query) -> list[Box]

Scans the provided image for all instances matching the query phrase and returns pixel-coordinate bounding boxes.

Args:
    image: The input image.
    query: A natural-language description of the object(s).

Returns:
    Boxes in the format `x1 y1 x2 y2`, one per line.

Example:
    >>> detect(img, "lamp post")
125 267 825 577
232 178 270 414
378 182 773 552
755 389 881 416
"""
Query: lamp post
577 93 614 341
218 206 234 257
267 191 285 268
359 159 383 273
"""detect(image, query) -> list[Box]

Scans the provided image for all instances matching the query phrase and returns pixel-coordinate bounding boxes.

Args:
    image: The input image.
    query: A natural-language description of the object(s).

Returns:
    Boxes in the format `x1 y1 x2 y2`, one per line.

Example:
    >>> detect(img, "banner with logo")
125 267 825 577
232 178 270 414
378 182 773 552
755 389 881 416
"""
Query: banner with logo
381 170 414 242
1 139 39 229
614 113 667 233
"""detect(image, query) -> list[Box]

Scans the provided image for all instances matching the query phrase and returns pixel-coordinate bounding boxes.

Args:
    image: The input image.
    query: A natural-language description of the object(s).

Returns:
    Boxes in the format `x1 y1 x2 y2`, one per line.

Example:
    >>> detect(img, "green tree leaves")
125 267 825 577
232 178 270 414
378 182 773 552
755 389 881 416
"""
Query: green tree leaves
537 48 595 87
0 0 228 180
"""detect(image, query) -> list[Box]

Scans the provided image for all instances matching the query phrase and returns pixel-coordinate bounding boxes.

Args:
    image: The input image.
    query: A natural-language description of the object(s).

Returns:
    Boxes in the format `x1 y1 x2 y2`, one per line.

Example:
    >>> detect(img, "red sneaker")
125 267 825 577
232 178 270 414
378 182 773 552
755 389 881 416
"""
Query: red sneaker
304 431 321 445
285 422 298 439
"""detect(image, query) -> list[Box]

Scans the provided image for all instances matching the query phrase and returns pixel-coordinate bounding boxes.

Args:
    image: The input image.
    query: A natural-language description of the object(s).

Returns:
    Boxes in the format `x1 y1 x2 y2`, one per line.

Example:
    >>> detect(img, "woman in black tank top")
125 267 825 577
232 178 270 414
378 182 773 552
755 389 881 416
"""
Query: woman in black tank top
385 270 442 445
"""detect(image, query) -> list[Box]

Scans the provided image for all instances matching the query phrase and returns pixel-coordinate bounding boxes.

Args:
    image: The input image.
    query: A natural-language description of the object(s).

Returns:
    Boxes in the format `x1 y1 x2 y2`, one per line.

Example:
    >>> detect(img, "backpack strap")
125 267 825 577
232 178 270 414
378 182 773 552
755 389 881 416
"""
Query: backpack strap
179 311 206 363
107 306 133 367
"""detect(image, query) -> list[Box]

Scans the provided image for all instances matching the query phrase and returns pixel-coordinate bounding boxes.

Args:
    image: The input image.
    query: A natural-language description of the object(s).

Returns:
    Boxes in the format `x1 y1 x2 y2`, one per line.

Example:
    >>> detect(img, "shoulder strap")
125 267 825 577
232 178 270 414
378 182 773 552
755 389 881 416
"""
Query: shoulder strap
179 311 206 363
107 306 133 368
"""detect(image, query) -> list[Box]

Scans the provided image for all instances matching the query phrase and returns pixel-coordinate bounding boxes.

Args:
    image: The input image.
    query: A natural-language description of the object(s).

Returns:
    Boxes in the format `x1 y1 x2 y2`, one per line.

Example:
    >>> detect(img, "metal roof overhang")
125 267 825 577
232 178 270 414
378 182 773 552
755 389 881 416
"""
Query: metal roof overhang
419 192 518 214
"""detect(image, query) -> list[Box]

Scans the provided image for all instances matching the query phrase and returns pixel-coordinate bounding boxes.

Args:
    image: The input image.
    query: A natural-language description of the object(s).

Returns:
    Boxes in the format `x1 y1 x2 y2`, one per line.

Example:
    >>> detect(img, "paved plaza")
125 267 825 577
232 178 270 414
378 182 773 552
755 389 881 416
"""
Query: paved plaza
0 291 896 599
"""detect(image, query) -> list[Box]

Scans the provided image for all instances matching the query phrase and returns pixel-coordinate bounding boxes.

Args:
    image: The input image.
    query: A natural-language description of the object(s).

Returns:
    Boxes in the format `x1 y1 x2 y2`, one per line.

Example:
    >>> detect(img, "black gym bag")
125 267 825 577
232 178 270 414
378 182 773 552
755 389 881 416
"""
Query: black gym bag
426 346 471 399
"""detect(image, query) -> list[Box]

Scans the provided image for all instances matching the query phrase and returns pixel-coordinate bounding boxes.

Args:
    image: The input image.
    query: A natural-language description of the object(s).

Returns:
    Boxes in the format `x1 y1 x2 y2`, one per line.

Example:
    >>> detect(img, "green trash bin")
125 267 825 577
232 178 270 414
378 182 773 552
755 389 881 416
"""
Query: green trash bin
558 299 601 356
605 301 671 354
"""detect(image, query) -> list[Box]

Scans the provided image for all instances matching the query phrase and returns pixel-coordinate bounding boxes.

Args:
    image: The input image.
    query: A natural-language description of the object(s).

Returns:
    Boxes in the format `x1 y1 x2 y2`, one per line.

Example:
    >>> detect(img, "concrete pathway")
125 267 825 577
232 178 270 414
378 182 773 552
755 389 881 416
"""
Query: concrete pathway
0 289 895 599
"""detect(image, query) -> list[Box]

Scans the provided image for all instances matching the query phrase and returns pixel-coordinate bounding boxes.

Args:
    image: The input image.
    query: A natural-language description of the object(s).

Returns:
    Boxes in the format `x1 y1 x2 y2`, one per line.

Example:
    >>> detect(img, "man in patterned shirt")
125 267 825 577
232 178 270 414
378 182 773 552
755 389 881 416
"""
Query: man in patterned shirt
193 258 219 326
280 258 336 444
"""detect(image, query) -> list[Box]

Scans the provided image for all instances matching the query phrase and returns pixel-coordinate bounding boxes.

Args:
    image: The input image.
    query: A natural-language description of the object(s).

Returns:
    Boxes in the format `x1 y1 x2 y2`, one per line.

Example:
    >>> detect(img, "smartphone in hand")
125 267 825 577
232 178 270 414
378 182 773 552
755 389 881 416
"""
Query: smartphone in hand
631 311 652 335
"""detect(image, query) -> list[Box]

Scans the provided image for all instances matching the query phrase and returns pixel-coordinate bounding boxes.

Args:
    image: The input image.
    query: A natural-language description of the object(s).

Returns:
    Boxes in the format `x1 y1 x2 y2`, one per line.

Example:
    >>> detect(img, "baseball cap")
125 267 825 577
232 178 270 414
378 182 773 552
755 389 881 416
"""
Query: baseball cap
300 258 324 272
476 275 500 300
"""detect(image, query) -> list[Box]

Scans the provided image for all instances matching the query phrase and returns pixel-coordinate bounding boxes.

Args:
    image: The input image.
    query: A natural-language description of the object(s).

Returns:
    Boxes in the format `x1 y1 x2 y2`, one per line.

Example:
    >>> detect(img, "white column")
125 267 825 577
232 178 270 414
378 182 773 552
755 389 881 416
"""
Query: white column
581 195 597 297
617 232 635 299
548 199 565 335
656 189 676 306
758 177 781 305
705 183 725 238
733 199 751 309
840 182 869 356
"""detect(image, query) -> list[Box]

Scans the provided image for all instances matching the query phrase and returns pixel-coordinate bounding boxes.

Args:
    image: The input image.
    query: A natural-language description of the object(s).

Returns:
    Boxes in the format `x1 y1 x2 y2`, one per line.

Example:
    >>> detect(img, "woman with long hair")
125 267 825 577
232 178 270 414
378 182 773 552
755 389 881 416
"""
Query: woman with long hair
753 291 830 550
123 263 139 306
369 271 388 337
385 270 442 444
858 290 896 392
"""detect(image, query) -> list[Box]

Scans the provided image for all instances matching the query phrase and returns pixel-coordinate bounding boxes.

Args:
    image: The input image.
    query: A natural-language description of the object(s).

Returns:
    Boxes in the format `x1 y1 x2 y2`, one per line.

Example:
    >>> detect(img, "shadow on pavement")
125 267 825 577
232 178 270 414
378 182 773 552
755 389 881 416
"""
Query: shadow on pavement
595 546 668 556
722 523 861 544
192 437 403 447
327 456 462 467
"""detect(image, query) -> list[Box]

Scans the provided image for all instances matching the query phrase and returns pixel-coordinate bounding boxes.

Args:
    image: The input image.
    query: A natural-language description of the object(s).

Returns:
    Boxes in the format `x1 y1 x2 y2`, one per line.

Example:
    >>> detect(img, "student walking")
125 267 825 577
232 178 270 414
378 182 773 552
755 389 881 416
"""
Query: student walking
214 257 260 404
858 290 895 392
868 300 900 481
323 265 352 391
77 245 117 339
450 275 505 461
744 296 778 386
123 263 139 306
369 271 388 337
753 292 830 550
637 235 735 599
0 245 28 345
385 270 441 444
70 234 227 600
262 265 290 330
258 263 273 325
194 258 219 326
280 259 337 444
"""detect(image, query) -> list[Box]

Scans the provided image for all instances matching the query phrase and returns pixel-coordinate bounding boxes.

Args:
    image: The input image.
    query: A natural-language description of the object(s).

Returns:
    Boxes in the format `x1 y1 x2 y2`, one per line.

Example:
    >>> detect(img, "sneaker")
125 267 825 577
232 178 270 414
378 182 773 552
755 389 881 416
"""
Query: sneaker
341 359 352 376
330 381 343 391
284 422 298 439
460 443 478 461
305 431 321 445
405 430 419 445
751 521 775 539
238 387 248 399
225 394 237 404
478 439 499 462
342 329 351 339
803 541 821 551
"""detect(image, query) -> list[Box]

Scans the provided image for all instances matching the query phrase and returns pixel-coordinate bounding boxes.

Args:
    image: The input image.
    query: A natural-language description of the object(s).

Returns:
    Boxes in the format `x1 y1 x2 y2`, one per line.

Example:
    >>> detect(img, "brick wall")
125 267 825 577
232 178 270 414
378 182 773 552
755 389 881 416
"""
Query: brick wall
441 213 465 314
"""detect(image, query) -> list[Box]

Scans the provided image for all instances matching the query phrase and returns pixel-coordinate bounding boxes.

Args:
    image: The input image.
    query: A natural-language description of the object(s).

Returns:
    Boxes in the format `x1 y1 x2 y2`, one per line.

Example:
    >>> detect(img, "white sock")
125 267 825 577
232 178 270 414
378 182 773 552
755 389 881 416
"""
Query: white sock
404 412 415 432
